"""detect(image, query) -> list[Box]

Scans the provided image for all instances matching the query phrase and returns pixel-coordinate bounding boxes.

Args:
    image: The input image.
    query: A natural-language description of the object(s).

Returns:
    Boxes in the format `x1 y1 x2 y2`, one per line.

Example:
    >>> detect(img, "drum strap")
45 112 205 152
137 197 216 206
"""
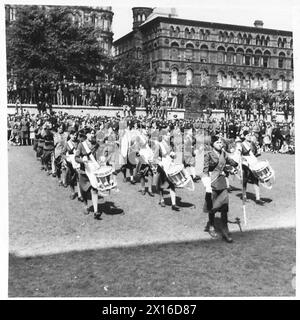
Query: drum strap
67 140 75 154
82 141 98 165
210 150 226 185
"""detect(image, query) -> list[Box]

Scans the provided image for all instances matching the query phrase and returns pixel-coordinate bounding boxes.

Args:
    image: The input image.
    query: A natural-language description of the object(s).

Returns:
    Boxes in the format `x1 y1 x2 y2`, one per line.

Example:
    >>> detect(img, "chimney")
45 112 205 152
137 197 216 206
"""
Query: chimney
254 20 264 28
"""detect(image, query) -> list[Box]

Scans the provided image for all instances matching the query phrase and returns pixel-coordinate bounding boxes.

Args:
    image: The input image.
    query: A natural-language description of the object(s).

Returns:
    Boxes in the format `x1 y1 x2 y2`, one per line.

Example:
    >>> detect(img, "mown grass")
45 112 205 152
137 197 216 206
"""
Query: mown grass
9 227 295 297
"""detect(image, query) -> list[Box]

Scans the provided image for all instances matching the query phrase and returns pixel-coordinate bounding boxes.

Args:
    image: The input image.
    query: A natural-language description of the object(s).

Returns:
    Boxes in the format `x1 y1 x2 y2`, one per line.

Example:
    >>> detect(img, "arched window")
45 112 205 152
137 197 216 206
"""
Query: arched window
265 36 270 46
224 32 229 42
253 73 262 89
263 74 271 90
217 71 225 87
227 72 234 88
229 32 235 43
199 29 205 40
278 52 285 68
245 49 253 66
185 28 190 38
176 26 180 36
227 47 235 64
261 36 265 46
245 73 252 89
254 49 262 66
200 44 209 63
236 48 244 65
205 30 210 40
290 39 293 48
282 38 287 48
142 13 146 21
170 26 175 36
246 34 252 45
170 42 179 60
217 46 225 64
256 35 260 45
190 28 196 38
236 72 244 88
263 50 271 67
278 37 282 48
219 31 224 42
186 69 193 86
200 70 209 86
171 68 178 85
243 34 247 44
277 75 286 91
185 43 194 60
237 33 242 44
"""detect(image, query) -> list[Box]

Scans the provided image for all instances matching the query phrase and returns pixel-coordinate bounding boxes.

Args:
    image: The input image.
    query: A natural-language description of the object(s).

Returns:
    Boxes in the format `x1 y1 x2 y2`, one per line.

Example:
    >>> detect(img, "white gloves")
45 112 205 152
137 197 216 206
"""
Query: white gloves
202 176 212 193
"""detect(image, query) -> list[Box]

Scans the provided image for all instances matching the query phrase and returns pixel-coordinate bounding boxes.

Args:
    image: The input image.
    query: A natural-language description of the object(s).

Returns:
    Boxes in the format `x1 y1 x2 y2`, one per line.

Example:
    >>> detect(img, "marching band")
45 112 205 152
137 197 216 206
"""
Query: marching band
27 113 275 243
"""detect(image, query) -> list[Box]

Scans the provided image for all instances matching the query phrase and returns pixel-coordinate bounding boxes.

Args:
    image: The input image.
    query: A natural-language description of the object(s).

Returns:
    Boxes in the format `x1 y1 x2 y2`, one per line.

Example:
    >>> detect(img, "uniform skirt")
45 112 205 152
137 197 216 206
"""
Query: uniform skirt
242 165 259 185
203 189 229 214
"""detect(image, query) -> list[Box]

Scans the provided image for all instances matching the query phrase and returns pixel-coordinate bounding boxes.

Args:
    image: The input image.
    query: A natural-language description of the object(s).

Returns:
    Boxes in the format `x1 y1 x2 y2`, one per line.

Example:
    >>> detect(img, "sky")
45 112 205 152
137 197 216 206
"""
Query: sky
112 0 295 40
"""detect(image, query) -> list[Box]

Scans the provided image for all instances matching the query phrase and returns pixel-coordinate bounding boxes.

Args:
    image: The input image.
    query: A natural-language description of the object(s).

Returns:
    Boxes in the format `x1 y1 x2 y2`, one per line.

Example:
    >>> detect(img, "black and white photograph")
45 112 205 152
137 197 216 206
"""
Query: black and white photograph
1 0 298 299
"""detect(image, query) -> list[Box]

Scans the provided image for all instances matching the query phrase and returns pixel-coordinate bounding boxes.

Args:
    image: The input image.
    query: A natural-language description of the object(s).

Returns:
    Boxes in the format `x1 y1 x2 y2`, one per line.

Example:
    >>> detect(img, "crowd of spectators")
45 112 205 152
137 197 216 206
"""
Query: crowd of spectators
7 107 295 155
7 77 185 110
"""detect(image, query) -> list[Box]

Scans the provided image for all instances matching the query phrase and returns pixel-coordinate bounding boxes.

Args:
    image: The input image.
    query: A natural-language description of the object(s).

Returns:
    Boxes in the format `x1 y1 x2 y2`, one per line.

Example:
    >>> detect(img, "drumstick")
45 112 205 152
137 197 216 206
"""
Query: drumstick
239 152 247 226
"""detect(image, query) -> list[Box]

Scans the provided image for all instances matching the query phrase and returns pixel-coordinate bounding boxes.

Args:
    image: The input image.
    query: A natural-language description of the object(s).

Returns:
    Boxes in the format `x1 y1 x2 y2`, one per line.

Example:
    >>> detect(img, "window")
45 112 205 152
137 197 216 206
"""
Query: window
291 54 293 69
200 45 208 63
290 39 293 48
245 55 251 66
9 7 16 21
217 46 225 64
217 71 225 87
236 49 244 65
170 42 179 60
171 68 178 85
246 34 252 45
227 48 235 64
263 50 270 67
185 44 194 60
256 35 260 45
278 52 285 68
186 69 193 86
254 50 262 66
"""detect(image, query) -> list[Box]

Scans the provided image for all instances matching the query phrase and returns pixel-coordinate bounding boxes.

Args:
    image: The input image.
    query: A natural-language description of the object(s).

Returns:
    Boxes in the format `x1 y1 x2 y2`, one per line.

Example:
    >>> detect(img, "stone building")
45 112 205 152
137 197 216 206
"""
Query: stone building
5 5 114 55
113 7 293 91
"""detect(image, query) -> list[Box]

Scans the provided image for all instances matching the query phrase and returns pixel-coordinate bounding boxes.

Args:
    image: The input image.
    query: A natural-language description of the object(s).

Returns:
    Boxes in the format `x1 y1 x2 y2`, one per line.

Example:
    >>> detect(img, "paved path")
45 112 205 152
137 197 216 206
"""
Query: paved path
9 145 295 257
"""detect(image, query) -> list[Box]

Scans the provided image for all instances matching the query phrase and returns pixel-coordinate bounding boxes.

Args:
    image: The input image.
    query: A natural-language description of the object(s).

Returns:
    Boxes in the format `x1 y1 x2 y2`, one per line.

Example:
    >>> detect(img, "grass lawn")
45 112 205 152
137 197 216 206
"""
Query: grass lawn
8 145 296 297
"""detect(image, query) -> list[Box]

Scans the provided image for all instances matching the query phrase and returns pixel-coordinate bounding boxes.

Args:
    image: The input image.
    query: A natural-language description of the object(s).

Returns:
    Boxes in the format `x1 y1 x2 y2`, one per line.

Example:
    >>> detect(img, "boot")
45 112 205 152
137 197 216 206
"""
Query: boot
221 211 233 243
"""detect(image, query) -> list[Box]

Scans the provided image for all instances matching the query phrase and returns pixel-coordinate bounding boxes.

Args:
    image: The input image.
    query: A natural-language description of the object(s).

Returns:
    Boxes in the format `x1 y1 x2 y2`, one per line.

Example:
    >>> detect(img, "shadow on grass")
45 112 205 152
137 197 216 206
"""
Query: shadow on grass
164 196 195 208
236 192 273 203
9 227 295 298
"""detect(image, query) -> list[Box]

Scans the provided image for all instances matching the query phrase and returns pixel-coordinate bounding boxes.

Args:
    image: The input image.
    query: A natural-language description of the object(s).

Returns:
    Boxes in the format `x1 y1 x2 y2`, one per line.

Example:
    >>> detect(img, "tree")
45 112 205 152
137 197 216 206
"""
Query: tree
6 5 111 83
113 56 155 89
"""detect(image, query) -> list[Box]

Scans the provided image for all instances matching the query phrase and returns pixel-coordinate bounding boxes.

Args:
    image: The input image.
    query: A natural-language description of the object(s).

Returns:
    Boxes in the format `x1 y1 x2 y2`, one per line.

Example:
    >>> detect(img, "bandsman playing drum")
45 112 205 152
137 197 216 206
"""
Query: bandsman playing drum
75 127 102 219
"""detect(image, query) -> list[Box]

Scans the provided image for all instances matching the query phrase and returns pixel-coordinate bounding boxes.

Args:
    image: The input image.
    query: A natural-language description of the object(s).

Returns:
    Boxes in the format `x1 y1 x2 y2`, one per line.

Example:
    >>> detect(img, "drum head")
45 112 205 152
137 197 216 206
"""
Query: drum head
167 164 183 176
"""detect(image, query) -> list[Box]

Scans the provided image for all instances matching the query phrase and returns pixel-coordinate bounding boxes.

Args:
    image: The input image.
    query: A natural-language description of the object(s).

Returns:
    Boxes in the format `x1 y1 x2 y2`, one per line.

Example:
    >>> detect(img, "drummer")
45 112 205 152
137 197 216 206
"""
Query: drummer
202 135 239 243
75 127 102 219
135 127 155 197
62 128 83 201
240 130 265 206
154 128 179 211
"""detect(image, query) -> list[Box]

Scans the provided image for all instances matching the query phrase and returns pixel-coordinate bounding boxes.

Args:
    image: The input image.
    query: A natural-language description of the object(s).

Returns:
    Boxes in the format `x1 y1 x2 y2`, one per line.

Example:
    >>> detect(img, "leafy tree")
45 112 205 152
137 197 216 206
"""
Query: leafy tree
6 5 111 83
113 56 155 89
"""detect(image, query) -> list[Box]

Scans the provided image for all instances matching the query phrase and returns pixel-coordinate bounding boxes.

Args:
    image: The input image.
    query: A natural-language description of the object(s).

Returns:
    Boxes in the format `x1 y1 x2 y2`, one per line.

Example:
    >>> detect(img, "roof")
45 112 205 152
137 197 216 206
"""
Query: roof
139 16 292 36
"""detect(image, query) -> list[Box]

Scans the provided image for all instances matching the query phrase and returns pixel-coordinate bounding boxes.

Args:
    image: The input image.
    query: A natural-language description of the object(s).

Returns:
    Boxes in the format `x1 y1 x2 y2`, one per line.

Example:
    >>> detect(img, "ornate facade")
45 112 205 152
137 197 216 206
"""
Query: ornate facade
113 8 293 91
5 5 114 55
